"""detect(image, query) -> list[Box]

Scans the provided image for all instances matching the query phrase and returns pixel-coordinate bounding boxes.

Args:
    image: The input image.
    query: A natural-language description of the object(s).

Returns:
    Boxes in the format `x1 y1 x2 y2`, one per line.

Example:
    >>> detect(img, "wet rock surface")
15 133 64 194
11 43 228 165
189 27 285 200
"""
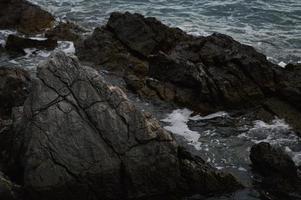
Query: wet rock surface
0 7 300 200
8 52 241 200
0 0 54 35
45 21 88 42
5 35 57 54
0 171 22 200
0 67 30 119
76 12 301 123
250 142 301 199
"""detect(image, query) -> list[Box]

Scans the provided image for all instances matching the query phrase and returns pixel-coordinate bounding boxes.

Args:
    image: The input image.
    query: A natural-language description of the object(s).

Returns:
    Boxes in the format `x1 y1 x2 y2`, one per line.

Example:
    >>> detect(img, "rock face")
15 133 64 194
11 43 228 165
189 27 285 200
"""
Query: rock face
76 12 301 130
5 35 57 54
0 0 54 34
45 21 88 42
0 171 22 200
250 142 301 199
0 67 30 119
10 52 241 200
250 142 297 177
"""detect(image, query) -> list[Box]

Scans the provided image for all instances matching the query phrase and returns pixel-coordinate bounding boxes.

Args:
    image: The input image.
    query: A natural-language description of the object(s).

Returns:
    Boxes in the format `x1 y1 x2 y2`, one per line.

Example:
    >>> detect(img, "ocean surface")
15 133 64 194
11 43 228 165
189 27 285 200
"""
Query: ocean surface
29 0 301 64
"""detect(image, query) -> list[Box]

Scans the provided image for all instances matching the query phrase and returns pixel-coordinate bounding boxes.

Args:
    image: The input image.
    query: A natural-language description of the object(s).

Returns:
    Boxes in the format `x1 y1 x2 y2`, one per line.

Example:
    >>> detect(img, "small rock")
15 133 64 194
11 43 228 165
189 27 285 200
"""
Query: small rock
250 142 301 198
250 142 297 177
0 0 55 35
5 35 57 54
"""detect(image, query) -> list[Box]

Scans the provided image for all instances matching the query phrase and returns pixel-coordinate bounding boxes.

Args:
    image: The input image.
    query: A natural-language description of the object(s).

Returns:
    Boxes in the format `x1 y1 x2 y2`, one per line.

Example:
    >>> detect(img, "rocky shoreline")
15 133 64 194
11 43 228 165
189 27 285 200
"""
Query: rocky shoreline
0 0 300 199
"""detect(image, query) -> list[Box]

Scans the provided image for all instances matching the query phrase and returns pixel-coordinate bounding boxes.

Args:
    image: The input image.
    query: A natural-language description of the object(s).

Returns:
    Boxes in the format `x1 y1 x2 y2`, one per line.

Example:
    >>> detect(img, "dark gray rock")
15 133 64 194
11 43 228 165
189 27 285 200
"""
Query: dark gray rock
75 27 149 76
45 21 88 42
5 35 57 54
0 67 30 119
77 12 297 114
250 142 297 177
0 171 22 200
10 52 241 200
107 12 190 57
0 0 54 35
250 142 301 199
277 63 301 111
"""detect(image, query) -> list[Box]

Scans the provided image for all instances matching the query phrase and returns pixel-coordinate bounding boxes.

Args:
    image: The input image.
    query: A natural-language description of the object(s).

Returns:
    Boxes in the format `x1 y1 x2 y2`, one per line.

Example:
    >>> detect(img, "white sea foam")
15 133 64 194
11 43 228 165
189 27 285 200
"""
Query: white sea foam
161 109 229 150
161 109 202 150
190 111 229 121
278 61 287 68
238 118 301 165
58 41 75 54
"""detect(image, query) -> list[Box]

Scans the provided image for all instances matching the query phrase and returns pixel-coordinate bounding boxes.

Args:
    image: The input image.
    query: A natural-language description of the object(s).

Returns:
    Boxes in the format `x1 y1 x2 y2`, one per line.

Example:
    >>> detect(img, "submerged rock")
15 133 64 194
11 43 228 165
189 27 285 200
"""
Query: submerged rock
0 0 54 34
5 35 57 54
9 52 241 200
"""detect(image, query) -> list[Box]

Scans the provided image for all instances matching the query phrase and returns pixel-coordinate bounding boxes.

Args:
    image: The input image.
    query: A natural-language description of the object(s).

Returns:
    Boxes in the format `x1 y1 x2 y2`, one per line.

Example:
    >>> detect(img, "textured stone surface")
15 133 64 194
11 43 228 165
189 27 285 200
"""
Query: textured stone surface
250 142 301 199
0 0 54 34
5 35 57 54
46 21 88 42
10 52 241 200
0 67 30 119
76 12 301 130
250 142 297 177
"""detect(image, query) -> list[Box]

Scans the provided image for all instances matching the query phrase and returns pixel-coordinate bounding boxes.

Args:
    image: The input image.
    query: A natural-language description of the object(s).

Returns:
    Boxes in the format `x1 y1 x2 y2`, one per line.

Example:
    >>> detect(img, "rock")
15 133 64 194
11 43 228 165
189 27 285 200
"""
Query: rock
250 142 297 177
75 27 148 76
5 35 57 54
276 63 301 111
10 52 241 200
45 21 88 42
178 147 243 195
107 12 190 57
250 142 301 199
78 12 300 113
148 33 278 110
0 67 30 119
263 98 301 133
0 171 22 200
0 0 55 34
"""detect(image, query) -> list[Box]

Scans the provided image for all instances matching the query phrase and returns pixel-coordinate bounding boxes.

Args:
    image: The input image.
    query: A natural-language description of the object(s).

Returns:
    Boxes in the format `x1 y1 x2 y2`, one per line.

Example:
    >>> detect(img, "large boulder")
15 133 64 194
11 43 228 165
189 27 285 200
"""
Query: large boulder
10 52 241 200
0 0 54 34
77 12 298 113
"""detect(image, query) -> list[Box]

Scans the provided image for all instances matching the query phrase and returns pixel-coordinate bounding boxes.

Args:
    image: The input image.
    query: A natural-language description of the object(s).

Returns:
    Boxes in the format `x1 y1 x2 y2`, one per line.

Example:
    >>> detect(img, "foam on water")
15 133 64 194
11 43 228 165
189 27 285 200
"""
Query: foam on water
162 108 300 177
238 118 301 165
161 109 202 150
161 109 229 150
